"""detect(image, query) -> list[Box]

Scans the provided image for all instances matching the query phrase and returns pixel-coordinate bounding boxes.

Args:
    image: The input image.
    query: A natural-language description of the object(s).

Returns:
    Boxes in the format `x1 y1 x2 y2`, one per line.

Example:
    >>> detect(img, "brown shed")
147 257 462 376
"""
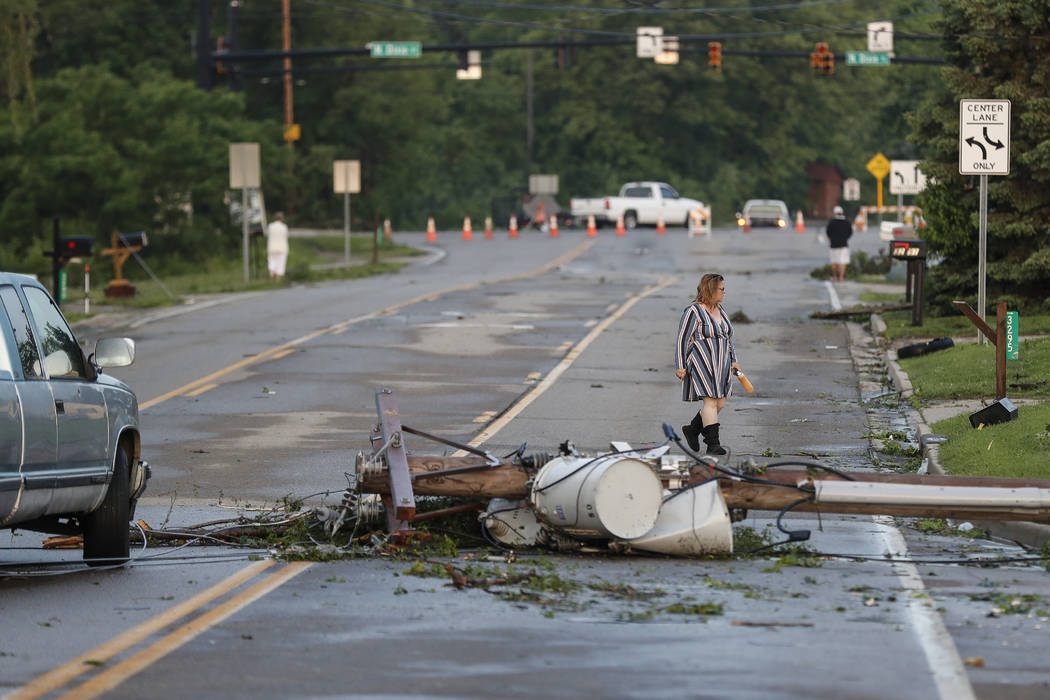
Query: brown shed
806 162 844 219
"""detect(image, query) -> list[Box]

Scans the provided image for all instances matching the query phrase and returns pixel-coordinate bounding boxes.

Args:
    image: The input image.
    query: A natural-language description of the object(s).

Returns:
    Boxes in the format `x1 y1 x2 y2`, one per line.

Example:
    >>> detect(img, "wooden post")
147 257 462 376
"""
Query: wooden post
953 300 1007 399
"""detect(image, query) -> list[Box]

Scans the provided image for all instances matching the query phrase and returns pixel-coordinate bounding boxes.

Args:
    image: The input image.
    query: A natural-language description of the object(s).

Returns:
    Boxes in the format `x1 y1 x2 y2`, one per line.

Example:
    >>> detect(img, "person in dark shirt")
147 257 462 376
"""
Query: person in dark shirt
826 205 853 282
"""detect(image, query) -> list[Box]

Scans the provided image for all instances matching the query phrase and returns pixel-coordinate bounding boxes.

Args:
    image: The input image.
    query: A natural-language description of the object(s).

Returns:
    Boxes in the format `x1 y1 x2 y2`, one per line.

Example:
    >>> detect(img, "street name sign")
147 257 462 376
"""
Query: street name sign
847 51 891 66
889 160 926 195
369 42 422 58
959 99 1010 175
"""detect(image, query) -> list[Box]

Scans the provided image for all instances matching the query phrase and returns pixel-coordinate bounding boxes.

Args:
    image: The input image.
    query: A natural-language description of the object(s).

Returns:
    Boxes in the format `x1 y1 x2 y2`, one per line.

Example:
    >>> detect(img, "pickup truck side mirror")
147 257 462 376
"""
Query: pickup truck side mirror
93 337 136 369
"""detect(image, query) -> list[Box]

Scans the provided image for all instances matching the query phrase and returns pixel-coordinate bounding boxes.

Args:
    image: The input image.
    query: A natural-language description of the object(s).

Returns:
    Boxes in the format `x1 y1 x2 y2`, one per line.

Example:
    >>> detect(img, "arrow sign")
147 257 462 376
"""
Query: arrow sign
889 160 926 195
959 99 1011 175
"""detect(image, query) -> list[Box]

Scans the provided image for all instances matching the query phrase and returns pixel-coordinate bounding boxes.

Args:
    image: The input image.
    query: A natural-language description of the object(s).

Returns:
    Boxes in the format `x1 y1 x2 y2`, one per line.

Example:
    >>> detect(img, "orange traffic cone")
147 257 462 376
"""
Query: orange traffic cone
795 209 805 233
656 214 666 236
549 215 559 237
462 216 473 240
484 216 493 239
586 214 597 238
426 216 437 242
615 214 626 237
509 215 519 239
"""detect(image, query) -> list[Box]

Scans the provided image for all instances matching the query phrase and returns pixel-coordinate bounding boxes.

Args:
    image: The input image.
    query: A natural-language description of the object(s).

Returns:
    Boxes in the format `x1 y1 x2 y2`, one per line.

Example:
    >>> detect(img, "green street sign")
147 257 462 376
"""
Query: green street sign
370 41 422 58
846 51 891 66
1006 311 1019 360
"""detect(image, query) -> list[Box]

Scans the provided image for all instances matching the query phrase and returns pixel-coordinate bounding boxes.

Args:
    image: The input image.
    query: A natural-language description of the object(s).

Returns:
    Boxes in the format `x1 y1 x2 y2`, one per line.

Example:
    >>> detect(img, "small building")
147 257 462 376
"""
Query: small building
805 161 844 219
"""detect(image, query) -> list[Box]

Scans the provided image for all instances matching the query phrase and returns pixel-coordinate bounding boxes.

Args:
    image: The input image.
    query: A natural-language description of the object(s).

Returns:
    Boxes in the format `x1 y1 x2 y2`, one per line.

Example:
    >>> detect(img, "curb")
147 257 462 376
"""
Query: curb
880 321 1050 550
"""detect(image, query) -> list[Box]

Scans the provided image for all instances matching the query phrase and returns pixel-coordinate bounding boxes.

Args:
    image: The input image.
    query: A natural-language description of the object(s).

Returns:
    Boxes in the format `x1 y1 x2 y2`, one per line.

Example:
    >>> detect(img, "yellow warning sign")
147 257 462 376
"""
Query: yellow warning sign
283 124 301 142
866 152 890 180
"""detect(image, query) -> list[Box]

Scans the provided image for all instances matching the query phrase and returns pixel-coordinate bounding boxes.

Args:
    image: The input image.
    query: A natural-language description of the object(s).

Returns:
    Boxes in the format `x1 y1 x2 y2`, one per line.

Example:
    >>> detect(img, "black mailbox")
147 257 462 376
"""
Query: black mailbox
890 239 927 325
117 231 149 248
890 239 927 260
58 235 94 259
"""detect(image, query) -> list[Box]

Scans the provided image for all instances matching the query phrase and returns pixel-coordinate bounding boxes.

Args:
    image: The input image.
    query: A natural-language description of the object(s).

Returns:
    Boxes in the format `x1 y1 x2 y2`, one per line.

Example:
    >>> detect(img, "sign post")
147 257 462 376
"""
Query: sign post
229 143 261 283
959 99 1011 344
334 160 361 266
866 152 890 208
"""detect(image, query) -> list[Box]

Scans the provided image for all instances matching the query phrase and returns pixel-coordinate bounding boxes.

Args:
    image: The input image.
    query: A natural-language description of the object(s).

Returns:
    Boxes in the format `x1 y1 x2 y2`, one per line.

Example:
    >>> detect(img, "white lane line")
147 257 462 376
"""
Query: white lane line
459 275 677 452
873 516 976 700
825 280 842 311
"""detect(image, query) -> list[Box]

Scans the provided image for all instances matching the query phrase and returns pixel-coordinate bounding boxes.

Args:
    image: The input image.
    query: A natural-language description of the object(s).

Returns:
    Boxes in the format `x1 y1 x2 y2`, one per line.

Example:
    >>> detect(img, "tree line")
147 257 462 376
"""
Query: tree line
1 0 1045 312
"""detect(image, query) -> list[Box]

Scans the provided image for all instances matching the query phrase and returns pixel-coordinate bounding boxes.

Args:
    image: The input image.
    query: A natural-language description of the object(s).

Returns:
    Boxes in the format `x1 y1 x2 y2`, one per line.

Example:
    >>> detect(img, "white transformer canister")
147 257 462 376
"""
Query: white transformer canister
627 481 733 556
529 456 663 539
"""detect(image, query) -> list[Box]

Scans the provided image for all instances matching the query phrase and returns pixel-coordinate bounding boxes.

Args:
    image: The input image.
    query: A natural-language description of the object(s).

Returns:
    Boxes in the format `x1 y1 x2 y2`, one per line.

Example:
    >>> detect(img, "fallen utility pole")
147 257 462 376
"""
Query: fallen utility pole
356 389 1050 555
359 458 1050 524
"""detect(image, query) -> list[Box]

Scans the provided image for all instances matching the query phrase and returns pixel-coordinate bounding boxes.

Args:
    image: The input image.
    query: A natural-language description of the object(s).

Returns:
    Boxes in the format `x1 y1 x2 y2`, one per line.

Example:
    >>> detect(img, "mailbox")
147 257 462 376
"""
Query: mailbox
55 235 94 259
889 239 927 325
117 231 149 249
890 239 927 260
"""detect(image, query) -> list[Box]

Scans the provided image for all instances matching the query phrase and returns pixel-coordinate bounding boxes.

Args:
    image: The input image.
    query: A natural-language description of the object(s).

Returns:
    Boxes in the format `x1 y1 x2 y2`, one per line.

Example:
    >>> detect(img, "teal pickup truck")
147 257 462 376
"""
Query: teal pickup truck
0 272 149 565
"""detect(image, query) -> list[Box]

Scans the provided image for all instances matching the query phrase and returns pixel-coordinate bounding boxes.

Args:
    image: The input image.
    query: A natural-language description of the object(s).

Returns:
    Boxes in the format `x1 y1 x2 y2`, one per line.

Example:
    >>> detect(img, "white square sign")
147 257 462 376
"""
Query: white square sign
889 160 926 195
636 27 663 58
867 22 893 53
959 99 1010 175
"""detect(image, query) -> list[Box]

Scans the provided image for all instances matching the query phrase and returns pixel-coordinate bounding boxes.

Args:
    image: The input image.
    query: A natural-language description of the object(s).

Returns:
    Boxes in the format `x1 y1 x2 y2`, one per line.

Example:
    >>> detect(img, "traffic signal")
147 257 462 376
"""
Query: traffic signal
811 42 833 75
708 42 722 72
59 235 93 259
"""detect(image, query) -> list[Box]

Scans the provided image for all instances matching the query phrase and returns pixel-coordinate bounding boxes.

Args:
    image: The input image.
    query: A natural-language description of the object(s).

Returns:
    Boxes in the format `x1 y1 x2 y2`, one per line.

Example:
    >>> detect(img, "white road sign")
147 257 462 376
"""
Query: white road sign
843 177 861 201
636 27 663 58
889 160 926 195
867 22 893 53
959 99 1011 175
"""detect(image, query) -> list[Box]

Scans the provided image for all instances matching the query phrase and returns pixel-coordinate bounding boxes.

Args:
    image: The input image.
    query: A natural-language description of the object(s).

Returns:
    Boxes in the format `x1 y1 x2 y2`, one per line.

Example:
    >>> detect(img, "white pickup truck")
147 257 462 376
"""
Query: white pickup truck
570 182 705 230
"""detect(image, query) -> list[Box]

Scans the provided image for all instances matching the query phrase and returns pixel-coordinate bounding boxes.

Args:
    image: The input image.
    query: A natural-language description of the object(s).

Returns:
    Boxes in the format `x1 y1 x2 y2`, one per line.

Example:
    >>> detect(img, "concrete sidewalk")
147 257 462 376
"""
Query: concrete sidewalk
830 278 1048 549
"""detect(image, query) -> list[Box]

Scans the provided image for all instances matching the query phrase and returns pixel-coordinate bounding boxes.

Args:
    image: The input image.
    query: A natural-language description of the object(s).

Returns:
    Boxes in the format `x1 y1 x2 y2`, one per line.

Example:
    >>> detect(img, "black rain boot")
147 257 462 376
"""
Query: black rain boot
702 423 728 456
681 412 703 452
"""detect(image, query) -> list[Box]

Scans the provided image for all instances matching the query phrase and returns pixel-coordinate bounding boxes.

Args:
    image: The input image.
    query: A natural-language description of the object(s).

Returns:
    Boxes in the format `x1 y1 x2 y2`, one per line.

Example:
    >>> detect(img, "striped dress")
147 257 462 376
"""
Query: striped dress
675 303 737 401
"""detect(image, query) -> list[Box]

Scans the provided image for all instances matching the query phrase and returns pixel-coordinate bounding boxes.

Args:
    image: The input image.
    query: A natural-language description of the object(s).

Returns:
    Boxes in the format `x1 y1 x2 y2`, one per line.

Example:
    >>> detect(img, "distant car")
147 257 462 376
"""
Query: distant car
739 199 790 229
0 272 148 565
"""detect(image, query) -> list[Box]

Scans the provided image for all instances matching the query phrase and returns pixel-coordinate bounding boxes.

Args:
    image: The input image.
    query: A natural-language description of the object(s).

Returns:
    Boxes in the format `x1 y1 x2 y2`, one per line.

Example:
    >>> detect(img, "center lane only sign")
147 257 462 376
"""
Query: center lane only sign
959 99 1011 175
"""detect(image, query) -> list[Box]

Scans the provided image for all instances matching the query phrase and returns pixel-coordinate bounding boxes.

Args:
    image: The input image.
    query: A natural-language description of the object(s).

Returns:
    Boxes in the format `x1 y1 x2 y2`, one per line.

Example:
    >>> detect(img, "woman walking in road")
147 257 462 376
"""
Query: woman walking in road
675 273 742 455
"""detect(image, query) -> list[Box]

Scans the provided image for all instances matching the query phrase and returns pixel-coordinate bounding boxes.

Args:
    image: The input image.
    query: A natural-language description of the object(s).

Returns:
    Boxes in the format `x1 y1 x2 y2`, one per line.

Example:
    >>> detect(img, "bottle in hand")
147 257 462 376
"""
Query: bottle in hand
734 369 754 393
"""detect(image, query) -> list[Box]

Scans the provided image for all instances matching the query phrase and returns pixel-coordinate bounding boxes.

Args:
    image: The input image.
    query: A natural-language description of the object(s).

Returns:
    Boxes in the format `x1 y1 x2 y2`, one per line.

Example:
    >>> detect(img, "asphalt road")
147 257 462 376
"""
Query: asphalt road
3 225 1049 699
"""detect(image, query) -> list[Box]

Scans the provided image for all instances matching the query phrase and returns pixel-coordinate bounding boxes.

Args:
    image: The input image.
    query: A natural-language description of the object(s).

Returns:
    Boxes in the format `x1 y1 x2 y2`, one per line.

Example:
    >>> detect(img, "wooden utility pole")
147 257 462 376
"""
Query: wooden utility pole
357 456 1050 523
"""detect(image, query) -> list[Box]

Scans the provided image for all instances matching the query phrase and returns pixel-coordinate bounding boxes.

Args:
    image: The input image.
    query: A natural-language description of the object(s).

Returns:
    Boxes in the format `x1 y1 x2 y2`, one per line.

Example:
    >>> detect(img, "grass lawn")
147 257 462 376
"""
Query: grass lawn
882 310 1050 341
59 235 422 313
899 337 1050 400
932 403 1050 480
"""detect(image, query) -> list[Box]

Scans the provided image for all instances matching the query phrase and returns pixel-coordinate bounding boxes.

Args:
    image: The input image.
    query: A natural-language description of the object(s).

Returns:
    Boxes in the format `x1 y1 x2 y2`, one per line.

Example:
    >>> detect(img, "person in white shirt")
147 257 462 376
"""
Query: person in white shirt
266 212 290 281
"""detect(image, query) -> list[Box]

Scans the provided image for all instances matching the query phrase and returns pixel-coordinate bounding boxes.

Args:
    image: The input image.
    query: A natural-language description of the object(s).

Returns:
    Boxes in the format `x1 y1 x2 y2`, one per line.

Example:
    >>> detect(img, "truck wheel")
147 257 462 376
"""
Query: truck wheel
683 213 692 229
82 447 131 566
624 211 638 230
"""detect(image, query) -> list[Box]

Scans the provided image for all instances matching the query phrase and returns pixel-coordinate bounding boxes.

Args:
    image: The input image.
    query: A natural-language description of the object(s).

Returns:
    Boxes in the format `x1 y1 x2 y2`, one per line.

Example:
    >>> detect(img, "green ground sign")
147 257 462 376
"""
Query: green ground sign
370 42 422 58
1006 311 1019 360
846 51 891 66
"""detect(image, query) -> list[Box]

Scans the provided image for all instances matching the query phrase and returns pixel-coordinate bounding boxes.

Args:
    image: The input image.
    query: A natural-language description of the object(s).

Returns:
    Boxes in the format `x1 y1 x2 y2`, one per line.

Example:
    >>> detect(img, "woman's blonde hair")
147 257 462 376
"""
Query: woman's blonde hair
692 273 724 306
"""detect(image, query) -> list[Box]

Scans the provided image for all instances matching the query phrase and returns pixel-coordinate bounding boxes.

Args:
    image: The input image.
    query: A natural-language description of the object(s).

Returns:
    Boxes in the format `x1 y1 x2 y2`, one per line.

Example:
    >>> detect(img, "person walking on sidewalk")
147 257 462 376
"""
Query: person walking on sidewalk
266 212 290 281
675 273 742 455
826 205 852 282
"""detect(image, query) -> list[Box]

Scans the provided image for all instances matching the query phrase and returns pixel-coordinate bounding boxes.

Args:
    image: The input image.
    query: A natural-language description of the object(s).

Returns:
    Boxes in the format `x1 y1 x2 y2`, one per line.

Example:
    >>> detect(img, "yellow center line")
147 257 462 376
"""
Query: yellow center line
270 348 296 360
140 240 595 412
6 560 275 700
459 274 677 452
183 382 218 398
57 562 313 700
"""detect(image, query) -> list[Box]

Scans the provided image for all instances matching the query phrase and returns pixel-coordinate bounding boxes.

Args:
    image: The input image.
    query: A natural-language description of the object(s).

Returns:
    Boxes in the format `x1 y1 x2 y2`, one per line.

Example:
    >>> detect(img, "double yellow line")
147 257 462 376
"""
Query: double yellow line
141 240 596 411
8 560 312 700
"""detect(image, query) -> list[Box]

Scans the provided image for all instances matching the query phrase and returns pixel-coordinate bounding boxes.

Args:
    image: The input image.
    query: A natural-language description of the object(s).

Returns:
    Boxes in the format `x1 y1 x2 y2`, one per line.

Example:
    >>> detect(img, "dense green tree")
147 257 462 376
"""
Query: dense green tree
912 0 1050 313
